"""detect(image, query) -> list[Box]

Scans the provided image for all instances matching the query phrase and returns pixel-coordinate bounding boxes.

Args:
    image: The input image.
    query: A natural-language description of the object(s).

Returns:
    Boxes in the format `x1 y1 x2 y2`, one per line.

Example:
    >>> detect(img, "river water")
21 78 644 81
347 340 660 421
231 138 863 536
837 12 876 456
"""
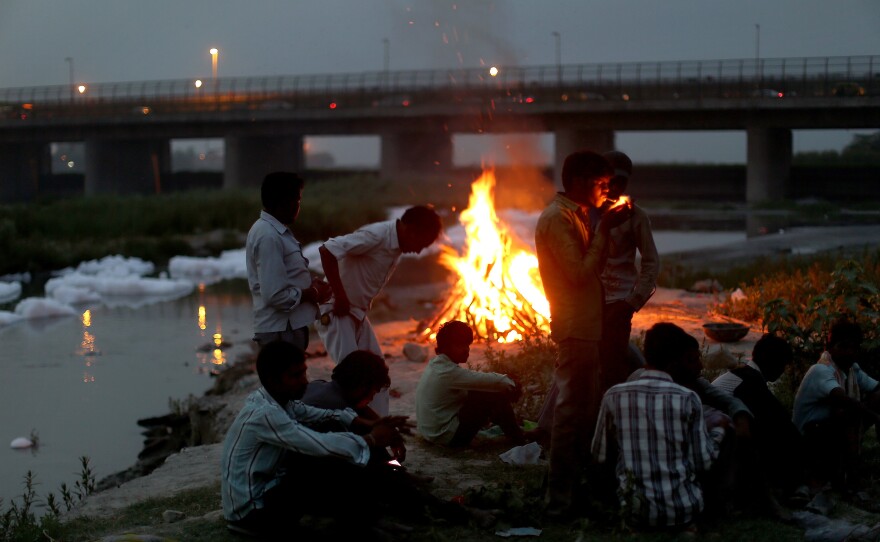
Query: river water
0 229 745 509
0 282 254 508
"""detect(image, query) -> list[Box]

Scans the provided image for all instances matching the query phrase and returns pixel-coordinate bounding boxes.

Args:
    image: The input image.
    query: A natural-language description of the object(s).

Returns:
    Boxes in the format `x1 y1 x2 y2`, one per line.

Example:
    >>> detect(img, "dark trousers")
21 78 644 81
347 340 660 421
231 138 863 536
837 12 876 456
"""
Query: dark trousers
234 454 469 539
599 300 636 394
253 323 310 351
547 338 601 510
448 390 522 447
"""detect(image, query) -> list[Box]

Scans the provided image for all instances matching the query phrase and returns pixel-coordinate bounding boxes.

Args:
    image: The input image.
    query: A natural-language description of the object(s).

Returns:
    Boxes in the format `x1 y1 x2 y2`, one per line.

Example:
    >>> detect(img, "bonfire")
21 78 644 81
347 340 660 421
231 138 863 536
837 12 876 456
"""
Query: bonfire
425 169 550 343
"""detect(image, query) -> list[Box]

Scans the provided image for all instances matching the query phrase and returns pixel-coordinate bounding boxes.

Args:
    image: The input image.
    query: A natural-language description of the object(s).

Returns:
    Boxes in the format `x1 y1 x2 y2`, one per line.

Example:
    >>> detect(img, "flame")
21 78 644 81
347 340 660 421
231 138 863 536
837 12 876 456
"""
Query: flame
427 169 550 343
607 195 631 210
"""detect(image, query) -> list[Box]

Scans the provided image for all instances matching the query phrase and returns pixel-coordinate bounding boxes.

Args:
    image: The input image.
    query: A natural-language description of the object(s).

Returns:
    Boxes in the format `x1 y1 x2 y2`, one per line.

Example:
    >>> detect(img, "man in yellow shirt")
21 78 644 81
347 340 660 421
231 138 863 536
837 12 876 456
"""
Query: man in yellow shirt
415 320 525 447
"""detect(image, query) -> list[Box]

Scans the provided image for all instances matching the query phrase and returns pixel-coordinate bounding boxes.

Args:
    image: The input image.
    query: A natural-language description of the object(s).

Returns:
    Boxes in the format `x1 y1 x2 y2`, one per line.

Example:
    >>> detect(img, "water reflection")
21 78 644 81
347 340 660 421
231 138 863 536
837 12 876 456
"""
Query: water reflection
0 280 253 508
79 309 99 383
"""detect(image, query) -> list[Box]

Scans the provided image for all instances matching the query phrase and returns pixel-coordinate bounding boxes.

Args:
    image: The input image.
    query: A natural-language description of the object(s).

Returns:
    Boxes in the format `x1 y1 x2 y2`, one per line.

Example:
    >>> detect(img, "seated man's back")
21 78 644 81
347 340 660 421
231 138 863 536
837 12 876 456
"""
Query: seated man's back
592 323 723 528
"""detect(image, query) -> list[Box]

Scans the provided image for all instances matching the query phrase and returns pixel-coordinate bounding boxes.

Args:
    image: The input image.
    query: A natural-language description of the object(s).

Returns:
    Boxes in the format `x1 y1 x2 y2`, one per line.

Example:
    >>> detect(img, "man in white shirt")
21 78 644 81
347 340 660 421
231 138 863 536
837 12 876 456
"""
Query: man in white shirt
245 172 331 350
792 320 880 490
319 205 442 415
415 320 525 447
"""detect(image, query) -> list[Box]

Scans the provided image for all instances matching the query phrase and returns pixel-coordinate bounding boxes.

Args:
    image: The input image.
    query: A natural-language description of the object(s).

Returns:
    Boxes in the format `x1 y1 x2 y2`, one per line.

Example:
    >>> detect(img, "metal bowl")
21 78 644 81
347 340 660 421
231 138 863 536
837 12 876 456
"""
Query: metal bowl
702 323 749 343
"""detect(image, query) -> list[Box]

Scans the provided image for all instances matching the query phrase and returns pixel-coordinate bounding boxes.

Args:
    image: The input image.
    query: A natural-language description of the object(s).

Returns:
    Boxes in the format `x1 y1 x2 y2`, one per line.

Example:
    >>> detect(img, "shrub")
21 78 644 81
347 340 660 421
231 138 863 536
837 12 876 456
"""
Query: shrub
478 333 557 421
715 256 880 402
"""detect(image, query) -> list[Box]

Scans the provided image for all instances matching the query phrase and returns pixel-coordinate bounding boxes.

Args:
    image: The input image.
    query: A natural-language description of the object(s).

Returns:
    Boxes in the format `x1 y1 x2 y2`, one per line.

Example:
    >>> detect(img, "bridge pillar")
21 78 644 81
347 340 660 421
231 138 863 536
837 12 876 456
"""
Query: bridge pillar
85 138 171 195
380 130 453 179
553 129 615 188
224 135 304 189
746 127 791 203
0 142 50 202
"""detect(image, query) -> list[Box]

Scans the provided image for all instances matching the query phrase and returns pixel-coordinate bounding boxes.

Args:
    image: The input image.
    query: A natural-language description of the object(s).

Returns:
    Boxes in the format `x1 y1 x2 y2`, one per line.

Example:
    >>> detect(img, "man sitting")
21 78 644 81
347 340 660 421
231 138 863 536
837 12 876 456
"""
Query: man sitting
713 334 805 496
302 349 406 463
416 320 526 447
793 319 880 491
302 350 390 420
220 341 404 538
592 323 725 529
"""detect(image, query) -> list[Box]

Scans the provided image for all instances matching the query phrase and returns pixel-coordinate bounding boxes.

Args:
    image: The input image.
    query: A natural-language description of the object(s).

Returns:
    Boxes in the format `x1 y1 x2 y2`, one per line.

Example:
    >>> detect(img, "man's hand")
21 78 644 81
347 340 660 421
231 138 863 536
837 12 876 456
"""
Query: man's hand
332 295 351 316
311 278 333 304
377 415 414 435
367 423 400 449
599 203 632 231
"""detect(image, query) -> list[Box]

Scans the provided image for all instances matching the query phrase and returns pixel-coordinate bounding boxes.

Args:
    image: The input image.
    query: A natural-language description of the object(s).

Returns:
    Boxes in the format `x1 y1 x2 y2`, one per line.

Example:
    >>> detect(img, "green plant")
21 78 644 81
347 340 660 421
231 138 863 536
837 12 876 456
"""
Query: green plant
715 257 880 403
478 333 557 421
0 457 95 542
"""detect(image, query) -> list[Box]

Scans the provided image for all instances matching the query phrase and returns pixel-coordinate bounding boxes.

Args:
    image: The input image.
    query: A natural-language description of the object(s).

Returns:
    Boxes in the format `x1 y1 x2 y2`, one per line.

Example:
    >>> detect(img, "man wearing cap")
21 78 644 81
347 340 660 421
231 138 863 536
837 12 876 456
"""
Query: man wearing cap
598 150 660 392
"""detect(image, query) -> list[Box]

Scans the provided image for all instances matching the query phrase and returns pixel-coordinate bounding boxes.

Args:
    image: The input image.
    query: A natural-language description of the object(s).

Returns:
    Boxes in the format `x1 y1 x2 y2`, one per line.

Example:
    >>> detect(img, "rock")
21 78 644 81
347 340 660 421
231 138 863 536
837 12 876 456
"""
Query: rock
689 278 723 293
162 509 186 523
402 342 428 362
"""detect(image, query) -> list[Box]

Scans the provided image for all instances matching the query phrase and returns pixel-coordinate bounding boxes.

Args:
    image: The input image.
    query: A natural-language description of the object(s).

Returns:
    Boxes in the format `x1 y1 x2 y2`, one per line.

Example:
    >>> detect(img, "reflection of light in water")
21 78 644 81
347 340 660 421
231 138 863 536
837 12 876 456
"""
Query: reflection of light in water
213 332 222 347
198 306 207 330
82 373 95 383
212 349 226 365
79 310 98 364
81 330 96 353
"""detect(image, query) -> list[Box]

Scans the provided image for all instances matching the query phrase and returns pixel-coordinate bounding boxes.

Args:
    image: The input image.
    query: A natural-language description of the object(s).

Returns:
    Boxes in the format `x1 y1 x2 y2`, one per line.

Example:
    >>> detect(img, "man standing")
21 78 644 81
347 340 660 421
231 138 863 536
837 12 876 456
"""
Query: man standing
319 205 442 415
599 150 660 390
246 172 331 351
535 150 630 516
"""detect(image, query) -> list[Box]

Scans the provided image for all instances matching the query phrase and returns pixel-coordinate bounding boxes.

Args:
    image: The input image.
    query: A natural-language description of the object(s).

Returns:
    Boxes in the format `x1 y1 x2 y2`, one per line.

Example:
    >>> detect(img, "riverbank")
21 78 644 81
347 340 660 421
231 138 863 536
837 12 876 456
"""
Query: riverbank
47 225 880 539
57 286 812 541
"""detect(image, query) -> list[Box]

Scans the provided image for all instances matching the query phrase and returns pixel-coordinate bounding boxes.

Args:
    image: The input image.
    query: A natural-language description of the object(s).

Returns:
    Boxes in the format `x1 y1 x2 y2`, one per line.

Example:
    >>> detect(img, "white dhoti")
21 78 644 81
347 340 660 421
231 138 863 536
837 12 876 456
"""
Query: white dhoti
317 311 389 416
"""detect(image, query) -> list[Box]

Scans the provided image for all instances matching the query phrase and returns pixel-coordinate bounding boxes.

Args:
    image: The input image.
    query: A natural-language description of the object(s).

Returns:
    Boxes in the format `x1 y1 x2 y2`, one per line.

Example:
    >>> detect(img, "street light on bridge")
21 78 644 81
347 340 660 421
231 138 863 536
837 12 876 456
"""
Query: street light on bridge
77 84 87 94
552 31 561 85
209 48 219 80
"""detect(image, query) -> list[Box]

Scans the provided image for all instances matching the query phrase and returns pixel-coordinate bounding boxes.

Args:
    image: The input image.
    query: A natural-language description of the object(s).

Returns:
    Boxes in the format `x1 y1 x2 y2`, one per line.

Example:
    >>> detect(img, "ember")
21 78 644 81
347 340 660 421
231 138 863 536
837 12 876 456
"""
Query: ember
425 169 550 343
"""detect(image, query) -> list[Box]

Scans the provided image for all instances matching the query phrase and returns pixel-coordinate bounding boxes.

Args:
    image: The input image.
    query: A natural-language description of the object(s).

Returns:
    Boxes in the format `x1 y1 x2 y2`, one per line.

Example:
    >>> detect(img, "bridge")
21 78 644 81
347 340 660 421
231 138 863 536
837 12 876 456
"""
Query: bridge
1 55 879 203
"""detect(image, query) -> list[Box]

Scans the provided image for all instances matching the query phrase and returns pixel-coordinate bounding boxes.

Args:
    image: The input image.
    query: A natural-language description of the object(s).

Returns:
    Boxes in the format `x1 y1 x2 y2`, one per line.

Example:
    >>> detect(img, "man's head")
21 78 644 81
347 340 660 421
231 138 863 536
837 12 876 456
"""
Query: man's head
561 150 613 208
261 172 305 226
398 205 442 254
827 319 863 370
256 341 308 403
751 334 793 382
435 320 474 364
332 350 391 409
602 150 632 202
643 322 702 385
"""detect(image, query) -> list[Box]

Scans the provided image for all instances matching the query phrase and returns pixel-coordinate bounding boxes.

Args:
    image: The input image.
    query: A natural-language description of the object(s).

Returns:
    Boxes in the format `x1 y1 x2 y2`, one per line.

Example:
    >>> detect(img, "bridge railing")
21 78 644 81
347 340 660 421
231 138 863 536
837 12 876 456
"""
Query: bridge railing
1 55 876 118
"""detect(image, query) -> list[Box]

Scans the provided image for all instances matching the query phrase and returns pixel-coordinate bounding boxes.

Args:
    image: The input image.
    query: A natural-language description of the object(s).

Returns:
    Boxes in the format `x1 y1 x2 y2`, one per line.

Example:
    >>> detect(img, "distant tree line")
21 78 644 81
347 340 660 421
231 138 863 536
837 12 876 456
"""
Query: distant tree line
794 131 880 165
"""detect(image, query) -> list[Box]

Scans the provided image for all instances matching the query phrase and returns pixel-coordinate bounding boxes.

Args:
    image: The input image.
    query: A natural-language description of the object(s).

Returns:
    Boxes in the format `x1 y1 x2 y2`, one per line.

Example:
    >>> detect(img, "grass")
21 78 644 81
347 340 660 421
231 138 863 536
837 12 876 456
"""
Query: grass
46 455 810 542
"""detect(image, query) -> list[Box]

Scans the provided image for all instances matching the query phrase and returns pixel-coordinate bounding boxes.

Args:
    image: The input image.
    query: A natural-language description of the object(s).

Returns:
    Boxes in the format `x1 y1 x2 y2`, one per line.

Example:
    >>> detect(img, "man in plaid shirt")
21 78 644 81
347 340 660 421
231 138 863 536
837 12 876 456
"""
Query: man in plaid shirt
592 323 726 528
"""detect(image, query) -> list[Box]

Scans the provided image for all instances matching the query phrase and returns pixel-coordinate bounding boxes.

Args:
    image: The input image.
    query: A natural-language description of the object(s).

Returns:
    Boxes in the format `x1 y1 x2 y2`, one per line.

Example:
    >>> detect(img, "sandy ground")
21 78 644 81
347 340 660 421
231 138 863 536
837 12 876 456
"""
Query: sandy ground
71 282 749 519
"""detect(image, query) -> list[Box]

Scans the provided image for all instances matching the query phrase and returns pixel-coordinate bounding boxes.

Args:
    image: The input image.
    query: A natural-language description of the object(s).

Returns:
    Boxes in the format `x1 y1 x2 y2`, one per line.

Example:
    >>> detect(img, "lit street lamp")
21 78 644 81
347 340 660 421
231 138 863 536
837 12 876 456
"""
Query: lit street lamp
551 31 562 85
209 48 219 80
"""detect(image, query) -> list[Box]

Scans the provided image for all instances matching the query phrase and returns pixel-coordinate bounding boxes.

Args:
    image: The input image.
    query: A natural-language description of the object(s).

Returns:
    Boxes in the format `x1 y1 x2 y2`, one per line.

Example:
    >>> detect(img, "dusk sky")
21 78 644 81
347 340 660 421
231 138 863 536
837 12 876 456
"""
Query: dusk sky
1 0 878 165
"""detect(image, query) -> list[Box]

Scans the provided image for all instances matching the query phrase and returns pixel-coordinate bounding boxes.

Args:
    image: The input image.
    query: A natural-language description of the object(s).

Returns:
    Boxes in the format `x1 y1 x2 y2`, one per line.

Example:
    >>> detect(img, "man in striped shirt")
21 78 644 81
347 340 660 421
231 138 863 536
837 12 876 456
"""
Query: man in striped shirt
592 323 725 528
221 341 405 537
